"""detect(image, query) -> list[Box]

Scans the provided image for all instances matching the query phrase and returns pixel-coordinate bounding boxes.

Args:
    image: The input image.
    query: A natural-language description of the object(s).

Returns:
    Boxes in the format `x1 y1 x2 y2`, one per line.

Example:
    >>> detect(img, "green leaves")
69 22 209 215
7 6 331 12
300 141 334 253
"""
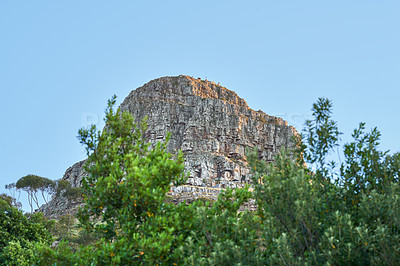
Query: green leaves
247 97 400 264
73 95 190 263
0 198 53 265
303 98 341 177
28 96 400 264
179 187 263 265
13 175 55 212
249 148 321 260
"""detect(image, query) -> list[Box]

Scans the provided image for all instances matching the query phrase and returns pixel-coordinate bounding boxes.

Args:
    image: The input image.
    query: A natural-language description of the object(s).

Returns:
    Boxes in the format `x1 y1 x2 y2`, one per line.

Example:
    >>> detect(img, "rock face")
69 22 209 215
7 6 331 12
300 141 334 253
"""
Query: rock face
120 75 296 188
38 161 86 217
39 75 297 216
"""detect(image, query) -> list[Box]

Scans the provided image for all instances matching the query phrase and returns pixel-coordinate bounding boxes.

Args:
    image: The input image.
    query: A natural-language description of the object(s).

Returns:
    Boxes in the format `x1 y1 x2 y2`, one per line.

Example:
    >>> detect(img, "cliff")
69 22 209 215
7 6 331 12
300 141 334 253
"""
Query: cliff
39 75 297 217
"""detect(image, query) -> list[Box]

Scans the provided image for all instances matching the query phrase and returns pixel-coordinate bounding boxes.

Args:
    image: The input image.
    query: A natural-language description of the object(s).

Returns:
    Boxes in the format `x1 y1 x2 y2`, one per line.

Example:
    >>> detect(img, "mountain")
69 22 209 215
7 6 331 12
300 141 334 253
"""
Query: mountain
39 75 297 217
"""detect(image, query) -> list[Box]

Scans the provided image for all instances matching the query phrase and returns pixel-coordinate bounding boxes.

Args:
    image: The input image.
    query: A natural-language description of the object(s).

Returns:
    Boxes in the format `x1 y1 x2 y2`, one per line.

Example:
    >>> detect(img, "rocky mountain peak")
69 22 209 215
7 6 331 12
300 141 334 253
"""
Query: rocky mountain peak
40 75 297 217
128 75 248 107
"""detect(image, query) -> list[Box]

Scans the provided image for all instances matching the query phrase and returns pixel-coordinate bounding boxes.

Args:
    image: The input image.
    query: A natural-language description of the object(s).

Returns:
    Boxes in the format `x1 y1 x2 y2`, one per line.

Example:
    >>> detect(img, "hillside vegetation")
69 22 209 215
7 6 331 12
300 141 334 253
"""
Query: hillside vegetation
2 96 399 265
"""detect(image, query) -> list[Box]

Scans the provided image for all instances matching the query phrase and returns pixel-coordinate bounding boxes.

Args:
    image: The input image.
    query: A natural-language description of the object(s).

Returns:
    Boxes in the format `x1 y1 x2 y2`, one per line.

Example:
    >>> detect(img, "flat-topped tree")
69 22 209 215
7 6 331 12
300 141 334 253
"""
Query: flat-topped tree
14 175 55 212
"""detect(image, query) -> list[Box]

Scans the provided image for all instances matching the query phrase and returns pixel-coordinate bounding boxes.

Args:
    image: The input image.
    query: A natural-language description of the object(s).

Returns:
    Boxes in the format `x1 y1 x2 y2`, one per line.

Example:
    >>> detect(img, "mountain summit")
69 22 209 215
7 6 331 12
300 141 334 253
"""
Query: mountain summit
40 75 297 216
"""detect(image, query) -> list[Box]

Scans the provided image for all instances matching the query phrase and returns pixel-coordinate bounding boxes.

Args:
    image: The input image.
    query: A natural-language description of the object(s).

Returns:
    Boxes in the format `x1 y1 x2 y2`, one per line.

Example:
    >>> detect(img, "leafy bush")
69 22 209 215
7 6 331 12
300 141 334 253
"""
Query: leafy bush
0 197 52 265
28 96 400 265
179 187 264 265
0 193 22 209
248 98 400 265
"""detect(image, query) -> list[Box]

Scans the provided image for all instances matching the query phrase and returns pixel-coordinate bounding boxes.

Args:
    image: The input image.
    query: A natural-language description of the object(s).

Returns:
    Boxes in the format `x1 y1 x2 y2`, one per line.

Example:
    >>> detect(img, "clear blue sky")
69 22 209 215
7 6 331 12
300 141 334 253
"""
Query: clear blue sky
1 1 399 212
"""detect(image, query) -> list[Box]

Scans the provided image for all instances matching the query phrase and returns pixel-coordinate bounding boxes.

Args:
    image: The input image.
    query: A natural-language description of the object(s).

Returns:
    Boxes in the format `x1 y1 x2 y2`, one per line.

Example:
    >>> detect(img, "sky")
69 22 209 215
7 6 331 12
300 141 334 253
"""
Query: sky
1 1 399 212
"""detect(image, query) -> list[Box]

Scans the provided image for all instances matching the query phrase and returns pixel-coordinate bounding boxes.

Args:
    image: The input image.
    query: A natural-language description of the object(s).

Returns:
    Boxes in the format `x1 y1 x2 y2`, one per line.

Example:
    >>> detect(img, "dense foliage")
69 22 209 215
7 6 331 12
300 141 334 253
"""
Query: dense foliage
0 196 52 265
248 98 400 264
2 96 399 265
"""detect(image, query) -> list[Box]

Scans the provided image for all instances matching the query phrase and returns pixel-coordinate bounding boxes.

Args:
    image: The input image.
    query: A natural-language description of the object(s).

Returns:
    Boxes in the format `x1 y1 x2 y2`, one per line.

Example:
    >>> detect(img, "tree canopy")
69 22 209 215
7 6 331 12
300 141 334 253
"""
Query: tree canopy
3 96 399 265
14 174 55 212
0 197 52 265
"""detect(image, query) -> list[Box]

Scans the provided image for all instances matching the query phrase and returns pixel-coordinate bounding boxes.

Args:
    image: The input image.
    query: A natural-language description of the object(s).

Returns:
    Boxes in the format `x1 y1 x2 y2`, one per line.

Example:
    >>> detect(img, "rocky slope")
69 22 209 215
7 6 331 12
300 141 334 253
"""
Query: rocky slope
39 75 297 217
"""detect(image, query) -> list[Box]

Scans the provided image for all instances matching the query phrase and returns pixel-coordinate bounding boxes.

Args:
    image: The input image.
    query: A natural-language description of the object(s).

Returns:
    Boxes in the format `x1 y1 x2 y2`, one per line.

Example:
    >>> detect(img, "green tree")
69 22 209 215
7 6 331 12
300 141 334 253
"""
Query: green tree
179 187 264 265
302 98 341 174
340 123 396 220
55 179 83 202
0 197 52 265
76 95 187 237
46 95 188 264
35 96 261 265
0 193 22 209
248 97 400 264
33 95 400 264
249 148 323 264
15 175 55 212
5 182 20 204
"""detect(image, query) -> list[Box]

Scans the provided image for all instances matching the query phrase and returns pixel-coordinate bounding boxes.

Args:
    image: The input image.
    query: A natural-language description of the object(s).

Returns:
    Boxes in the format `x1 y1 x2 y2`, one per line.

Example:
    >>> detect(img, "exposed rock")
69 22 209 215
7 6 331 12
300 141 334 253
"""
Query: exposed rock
38 161 86 218
39 75 297 217
120 75 297 189
62 160 87 188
